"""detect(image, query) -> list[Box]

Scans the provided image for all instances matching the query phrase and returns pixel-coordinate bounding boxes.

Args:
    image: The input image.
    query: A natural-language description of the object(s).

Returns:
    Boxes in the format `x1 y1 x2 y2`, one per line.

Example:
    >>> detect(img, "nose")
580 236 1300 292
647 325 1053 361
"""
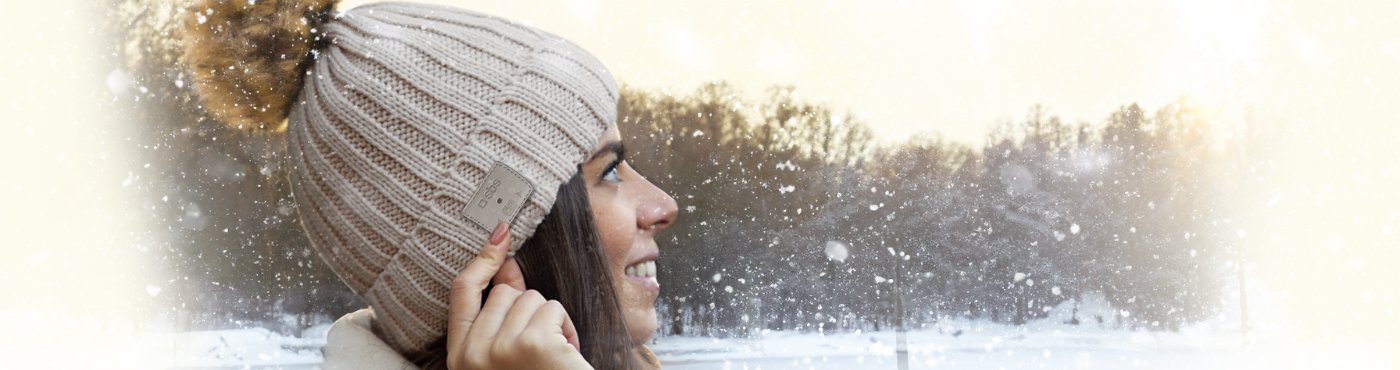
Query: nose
636 176 678 233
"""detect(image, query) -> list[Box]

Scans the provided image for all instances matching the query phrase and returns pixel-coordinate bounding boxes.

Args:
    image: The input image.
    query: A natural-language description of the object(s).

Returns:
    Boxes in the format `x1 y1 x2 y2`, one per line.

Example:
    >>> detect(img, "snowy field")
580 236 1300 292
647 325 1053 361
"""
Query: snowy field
139 292 1391 369
153 319 1392 369
650 326 1391 370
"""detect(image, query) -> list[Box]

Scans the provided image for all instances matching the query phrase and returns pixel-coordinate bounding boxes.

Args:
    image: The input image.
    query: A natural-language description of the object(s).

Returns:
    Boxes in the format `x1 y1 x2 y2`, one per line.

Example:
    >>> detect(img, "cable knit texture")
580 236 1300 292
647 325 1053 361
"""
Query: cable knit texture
284 2 616 355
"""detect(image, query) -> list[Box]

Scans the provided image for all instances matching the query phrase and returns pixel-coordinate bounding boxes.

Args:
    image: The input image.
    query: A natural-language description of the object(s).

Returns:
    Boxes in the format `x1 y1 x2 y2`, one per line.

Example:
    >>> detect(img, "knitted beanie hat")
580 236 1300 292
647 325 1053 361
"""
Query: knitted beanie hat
183 0 616 354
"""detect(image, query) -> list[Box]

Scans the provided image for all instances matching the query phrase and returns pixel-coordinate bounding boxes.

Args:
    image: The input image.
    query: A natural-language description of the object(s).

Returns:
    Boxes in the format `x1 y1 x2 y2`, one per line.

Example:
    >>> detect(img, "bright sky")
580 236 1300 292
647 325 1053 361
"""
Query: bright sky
344 0 1400 146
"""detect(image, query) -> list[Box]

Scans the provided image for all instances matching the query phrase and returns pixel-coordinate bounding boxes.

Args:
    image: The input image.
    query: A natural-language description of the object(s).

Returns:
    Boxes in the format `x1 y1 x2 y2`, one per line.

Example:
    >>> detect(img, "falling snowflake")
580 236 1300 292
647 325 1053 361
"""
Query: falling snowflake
823 240 849 263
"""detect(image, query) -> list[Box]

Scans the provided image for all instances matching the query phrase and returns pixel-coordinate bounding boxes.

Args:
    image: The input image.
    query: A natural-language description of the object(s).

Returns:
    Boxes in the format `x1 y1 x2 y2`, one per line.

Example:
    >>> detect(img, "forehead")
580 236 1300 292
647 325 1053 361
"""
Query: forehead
591 124 621 153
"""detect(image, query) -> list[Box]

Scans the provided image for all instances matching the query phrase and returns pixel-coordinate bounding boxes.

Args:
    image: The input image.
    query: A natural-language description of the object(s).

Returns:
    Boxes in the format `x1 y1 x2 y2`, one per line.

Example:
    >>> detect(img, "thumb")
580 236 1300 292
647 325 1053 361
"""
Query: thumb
447 222 511 353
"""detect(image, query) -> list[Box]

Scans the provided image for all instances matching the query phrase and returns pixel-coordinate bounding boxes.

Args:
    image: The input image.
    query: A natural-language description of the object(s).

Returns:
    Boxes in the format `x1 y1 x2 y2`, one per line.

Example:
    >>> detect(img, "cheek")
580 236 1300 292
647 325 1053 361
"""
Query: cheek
590 195 634 268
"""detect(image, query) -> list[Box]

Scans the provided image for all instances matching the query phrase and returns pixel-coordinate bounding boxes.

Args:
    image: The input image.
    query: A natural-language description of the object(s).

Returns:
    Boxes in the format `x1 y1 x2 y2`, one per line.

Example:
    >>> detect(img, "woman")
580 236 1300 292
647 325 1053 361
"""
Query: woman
180 0 677 368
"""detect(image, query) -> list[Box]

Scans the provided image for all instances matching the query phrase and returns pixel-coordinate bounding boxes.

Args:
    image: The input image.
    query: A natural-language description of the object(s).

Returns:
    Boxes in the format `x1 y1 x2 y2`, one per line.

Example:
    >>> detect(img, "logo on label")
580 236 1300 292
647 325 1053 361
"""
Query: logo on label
477 178 503 209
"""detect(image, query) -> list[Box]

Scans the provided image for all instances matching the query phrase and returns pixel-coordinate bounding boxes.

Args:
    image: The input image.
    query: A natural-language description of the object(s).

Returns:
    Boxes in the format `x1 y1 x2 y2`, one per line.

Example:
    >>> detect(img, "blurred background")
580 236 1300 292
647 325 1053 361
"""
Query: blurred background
2 0 1395 368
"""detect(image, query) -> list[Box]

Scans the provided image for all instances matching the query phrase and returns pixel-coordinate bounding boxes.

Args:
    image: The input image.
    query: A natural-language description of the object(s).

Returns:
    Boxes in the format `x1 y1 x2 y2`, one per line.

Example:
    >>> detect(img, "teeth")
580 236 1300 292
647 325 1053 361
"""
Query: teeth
625 260 657 278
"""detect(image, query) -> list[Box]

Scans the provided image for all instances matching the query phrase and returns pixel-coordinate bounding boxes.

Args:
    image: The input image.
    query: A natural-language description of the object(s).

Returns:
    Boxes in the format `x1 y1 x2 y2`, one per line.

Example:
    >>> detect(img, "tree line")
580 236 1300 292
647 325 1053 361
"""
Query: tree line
620 83 1239 337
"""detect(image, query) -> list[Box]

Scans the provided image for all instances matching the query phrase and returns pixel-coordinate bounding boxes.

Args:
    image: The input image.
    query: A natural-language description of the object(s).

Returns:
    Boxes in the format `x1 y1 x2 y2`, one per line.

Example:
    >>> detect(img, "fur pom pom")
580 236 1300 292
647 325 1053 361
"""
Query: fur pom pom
182 0 338 131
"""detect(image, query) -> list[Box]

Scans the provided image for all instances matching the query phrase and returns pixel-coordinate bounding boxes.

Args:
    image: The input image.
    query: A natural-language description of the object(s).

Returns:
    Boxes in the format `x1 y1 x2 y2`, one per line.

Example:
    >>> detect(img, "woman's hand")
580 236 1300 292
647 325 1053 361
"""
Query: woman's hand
446 222 592 370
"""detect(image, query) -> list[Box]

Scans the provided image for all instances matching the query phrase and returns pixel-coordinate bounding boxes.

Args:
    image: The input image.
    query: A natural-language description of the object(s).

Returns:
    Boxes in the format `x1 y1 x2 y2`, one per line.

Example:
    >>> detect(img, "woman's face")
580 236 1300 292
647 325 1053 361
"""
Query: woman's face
579 124 678 345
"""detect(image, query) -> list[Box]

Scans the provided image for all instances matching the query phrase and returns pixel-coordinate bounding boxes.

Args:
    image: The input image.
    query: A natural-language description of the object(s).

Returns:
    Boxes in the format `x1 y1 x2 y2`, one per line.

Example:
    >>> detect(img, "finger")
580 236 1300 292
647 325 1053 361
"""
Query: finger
466 283 523 347
447 222 512 354
491 256 527 291
528 300 581 353
497 289 547 341
557 302 582 353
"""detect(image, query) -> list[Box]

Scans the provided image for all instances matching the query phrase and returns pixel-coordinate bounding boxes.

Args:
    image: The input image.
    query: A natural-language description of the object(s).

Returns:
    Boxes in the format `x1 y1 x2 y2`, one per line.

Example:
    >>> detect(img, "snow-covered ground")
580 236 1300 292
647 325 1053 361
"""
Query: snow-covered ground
156 324 331 370
157 321 1391 370
650 325 1391 370
155 295 1392 370
646 292 1396 369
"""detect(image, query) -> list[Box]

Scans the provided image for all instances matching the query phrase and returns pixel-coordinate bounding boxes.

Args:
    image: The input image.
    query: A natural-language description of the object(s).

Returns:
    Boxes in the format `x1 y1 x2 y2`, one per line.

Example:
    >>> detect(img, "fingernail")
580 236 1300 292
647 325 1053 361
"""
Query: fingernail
489 222 509 246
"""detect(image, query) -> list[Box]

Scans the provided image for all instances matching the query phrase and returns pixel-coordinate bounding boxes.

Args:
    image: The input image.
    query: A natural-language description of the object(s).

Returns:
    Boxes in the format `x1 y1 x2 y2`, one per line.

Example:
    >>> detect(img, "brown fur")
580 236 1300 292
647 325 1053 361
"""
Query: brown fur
182 0 338 132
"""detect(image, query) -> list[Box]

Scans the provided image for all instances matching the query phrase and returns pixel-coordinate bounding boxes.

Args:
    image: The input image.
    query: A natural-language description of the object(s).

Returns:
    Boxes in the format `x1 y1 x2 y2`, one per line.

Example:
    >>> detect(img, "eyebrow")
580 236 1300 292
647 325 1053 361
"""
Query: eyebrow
588 141 626 163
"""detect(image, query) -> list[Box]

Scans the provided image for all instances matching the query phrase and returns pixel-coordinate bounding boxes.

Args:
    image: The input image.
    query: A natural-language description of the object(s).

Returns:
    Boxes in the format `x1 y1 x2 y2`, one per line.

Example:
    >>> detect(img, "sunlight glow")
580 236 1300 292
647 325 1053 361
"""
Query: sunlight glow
661 23 712 73
1 1 166 368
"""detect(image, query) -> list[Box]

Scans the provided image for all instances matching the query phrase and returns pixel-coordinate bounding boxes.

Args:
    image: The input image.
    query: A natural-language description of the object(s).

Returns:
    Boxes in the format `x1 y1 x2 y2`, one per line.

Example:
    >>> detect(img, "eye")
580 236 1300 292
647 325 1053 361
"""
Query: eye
602 160 623 183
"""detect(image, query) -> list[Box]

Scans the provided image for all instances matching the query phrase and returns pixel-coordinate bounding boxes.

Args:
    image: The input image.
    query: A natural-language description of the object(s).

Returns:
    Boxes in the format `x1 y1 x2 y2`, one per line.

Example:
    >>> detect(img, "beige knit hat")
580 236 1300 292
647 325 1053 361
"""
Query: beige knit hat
183 0 616 354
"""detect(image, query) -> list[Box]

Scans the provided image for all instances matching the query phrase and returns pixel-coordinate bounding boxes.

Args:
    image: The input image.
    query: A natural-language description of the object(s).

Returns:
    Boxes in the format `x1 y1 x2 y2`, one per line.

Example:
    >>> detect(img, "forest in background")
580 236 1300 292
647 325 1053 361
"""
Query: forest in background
621 83 1243 336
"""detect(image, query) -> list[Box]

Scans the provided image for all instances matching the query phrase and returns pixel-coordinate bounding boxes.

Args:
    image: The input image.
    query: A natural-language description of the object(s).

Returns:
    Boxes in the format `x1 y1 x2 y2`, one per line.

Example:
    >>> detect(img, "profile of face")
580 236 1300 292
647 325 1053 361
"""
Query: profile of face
577 124 678 345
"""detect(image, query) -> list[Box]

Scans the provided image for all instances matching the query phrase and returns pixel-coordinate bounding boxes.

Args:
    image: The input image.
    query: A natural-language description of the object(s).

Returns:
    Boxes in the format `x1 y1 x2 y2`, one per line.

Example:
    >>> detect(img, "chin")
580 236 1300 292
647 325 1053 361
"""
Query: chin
627 309 658 344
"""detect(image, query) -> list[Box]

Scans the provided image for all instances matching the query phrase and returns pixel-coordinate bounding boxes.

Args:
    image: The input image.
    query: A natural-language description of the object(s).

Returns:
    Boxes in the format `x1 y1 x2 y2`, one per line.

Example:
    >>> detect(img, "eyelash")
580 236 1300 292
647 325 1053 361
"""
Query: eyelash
602 158 623 183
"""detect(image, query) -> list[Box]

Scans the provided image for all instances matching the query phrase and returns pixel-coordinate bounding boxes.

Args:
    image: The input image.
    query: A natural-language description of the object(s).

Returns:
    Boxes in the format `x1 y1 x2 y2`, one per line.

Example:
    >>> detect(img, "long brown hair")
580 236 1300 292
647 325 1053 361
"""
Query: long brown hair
415 172 641 369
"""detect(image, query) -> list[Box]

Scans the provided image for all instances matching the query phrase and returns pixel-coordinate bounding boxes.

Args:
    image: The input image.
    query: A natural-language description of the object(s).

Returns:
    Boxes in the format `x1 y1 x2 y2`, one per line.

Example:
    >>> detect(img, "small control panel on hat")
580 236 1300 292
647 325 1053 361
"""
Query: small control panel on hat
464 162 535 231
